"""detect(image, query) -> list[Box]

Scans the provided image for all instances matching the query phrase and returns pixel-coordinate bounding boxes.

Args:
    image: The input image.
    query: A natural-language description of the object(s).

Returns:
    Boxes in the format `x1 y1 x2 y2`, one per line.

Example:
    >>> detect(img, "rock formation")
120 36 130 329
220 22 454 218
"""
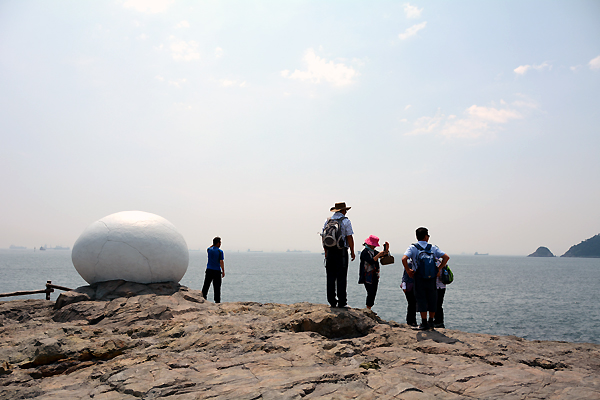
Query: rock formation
527 246 555 257
561 233 600 258
1 281 599 399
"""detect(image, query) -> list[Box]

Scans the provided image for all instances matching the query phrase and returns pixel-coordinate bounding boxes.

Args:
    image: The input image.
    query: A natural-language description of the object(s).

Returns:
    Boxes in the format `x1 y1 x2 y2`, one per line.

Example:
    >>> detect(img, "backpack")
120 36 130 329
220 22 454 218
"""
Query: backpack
321 217 346 249
413 243 437 279
440 265 454 284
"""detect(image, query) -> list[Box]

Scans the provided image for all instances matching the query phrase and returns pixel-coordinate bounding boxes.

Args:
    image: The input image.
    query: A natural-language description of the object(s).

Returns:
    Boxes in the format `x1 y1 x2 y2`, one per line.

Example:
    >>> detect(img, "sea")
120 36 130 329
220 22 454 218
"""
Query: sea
1 249 598 345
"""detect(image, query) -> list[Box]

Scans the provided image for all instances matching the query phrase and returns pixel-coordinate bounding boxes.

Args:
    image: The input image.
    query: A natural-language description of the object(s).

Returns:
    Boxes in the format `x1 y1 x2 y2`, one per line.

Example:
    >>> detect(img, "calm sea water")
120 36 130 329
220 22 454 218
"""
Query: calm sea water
1 249 598 344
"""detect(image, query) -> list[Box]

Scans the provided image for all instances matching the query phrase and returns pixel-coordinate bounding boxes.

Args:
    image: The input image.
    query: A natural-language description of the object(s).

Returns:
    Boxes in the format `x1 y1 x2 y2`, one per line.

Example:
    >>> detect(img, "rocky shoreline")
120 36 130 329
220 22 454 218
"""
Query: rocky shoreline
1 281 599 399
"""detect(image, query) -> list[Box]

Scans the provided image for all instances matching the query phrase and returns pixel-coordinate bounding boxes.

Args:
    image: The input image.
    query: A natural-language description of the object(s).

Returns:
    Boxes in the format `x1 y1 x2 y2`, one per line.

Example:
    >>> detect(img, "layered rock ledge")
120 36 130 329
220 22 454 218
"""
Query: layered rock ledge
1 281 599 399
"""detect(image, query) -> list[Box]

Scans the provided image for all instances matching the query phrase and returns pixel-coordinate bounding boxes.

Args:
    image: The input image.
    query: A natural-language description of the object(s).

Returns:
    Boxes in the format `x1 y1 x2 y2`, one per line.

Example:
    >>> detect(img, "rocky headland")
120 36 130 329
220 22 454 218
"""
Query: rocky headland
1 280 599 399
527 246 555 257
562 233 600 257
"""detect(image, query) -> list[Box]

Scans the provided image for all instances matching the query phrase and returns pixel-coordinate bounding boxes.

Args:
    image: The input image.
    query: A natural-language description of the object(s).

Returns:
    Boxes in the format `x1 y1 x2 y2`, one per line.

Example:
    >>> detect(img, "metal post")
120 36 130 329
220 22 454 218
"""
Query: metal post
45 280 54 300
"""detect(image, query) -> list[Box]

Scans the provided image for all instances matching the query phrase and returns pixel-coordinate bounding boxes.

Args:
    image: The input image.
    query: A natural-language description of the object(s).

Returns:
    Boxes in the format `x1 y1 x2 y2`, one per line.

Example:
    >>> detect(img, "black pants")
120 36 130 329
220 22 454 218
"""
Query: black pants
403 287 417 325
364 280 379 308
202 269 222 303
325 247 348 307
434 288 446 324
414 276 437 312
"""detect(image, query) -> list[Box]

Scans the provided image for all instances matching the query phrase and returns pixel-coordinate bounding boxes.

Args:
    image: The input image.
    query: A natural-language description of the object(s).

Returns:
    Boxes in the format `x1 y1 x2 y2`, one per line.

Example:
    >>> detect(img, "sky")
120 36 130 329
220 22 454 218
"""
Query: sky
1 0 599 256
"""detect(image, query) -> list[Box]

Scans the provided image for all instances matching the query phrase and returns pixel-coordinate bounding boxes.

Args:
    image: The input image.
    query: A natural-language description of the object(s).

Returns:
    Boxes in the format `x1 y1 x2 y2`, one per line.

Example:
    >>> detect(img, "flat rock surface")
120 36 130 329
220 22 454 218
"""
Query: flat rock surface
1 280 599 399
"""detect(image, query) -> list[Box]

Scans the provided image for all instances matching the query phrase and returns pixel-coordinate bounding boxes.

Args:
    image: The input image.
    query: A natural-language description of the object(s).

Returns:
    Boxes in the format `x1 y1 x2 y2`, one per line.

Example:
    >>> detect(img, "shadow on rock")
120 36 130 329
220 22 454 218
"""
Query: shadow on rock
281 307 381 339
416 330 460 344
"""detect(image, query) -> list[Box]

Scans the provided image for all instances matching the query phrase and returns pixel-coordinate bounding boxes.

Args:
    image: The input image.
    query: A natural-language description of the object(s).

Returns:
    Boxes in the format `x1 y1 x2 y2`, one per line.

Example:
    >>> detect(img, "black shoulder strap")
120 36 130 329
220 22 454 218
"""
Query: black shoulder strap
425 244 432 251
413 243 423 251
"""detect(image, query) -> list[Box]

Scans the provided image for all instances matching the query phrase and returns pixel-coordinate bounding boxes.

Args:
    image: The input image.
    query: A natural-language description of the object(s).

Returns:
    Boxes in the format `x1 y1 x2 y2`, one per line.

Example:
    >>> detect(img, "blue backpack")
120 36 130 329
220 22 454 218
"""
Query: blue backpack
413 243 437 279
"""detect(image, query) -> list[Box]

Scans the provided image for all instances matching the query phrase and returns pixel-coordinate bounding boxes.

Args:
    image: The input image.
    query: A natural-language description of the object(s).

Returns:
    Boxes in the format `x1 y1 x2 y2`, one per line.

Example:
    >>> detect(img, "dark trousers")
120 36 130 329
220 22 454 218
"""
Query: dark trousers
202 269 222 303
364 280 378 308
325 247 348 307
414 276 437 313
403 287 417 325
434 288 446 324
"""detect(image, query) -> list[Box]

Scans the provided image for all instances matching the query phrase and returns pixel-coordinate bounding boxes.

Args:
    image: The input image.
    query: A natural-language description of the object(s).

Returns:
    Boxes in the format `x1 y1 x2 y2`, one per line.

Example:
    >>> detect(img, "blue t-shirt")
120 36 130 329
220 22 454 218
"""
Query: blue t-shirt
207 246 224 271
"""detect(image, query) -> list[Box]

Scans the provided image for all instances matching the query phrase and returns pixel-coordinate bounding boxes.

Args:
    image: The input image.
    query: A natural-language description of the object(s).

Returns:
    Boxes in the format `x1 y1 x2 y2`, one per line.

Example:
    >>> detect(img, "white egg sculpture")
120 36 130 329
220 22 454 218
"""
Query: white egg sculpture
72 211 189 284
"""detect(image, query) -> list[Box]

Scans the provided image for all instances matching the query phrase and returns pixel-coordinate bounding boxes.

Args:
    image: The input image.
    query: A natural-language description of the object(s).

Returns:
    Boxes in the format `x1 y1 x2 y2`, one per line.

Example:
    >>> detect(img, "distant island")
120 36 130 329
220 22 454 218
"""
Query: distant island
474 252 488 256
561 233 600 258
527 246 555 257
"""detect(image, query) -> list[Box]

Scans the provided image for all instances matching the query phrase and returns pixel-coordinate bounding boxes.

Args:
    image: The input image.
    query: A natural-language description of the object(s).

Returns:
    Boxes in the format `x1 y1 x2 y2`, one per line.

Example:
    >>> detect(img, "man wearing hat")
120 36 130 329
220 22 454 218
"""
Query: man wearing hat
322 202 355 308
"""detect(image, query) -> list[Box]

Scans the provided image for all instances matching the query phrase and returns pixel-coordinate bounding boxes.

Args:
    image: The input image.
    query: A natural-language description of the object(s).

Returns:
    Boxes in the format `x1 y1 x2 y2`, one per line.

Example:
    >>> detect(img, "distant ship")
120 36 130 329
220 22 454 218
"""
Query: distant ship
247 249 263 253
474 252 489 256
39 246 46 251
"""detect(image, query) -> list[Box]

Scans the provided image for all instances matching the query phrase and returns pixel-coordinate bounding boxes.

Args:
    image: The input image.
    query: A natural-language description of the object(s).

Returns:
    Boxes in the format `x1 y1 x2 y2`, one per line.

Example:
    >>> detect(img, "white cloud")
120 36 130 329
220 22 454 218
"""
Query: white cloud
514 65 530 75
465 105 522 123
404 3 423 19
170 40 200 61
220 79 246 88
174 102 192 110
175 20 190 29
399 22 427 40
122 0 173 14
511 97 539 110
514 61 551 75
215 47 224 58
589 55 600 70
440 118 491 139
136 34 148 40
281 48 358 87
155 76 187 88
404 105 412 111
406 110 445 136
440 105 523 138
168 78 187 88
407 100 534 139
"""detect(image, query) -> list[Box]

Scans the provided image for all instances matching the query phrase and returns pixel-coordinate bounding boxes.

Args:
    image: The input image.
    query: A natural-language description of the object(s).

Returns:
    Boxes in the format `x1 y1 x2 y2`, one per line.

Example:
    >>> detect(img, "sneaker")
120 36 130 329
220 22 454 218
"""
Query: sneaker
407 321 418 327
417 320 429 330
428 319 435 330
433 322 445 329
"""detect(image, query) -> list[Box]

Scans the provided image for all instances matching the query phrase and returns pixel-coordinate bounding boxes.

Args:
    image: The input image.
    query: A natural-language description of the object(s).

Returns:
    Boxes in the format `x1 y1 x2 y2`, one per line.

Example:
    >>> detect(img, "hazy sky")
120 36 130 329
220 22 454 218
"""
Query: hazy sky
1 0 599 256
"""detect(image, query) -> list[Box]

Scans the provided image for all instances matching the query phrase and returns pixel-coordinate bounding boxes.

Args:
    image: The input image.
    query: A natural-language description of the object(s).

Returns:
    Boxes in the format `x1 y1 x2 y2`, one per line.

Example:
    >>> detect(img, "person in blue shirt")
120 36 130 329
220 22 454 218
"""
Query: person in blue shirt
202 237 225 303
402 227 449 330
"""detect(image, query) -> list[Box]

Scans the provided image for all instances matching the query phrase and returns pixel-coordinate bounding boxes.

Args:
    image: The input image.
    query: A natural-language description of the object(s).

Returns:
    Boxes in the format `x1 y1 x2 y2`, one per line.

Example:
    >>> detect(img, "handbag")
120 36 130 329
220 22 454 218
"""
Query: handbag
380 254 395 265
440 265 454 284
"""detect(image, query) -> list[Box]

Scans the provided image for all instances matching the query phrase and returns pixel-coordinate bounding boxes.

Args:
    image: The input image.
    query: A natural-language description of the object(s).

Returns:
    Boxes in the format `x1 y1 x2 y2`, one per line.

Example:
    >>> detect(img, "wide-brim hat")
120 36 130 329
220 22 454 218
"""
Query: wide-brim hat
330 202 351 212
364 235 380 247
